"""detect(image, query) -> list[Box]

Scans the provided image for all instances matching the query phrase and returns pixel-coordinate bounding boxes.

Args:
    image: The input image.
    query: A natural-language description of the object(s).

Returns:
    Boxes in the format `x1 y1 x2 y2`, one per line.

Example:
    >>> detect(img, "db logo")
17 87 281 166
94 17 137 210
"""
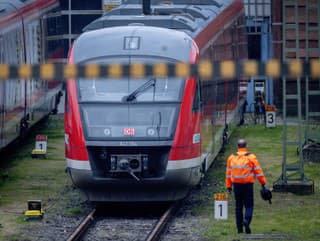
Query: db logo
123 127 135 136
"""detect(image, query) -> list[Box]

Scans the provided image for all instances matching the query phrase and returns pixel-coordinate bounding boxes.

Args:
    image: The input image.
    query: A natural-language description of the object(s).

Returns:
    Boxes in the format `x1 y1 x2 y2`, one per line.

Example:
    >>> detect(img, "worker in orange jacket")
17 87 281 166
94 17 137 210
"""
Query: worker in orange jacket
226 139 267 234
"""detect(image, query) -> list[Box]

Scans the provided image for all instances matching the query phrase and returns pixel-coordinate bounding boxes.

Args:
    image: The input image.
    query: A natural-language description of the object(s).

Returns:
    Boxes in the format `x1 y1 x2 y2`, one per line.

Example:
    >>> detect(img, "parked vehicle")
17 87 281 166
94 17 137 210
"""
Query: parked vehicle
0 0 63 150
65 0 248 202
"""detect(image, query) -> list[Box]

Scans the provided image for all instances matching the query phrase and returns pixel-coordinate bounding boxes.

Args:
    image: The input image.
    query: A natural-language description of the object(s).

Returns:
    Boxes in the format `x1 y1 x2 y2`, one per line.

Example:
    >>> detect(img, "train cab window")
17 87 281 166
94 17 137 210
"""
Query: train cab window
192 79 201 112
78 76 184 102
77 56 185 102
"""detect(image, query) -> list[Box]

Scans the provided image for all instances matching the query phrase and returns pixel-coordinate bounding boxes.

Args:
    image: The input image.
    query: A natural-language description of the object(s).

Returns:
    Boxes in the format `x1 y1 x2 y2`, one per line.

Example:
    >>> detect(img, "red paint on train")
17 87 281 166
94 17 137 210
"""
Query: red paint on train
65 47 89 161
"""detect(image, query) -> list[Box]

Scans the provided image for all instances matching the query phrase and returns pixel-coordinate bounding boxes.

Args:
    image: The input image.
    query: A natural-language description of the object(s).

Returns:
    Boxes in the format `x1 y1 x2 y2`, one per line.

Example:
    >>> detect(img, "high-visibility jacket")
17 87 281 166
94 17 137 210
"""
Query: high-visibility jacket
226 147 266 189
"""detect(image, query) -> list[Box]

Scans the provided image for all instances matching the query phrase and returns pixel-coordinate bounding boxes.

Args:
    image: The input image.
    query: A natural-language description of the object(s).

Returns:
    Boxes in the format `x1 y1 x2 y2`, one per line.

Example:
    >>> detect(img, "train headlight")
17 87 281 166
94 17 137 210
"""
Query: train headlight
104 128 111 136
146 127 156 136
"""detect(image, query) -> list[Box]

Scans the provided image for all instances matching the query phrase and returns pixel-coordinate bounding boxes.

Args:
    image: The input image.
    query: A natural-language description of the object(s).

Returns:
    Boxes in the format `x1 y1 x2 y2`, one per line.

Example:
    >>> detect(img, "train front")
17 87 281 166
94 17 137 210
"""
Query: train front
65 26 201 202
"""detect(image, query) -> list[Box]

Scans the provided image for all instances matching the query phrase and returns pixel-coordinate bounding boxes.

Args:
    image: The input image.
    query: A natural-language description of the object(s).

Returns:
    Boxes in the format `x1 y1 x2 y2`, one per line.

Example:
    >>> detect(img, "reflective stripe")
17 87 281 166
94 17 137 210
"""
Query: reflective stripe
67 157 201 171
256 173 264 177
226 175 232 178
231 173 254 179
67 158 91 170
227 168 232 171
231 165 250 169
167 156 201 170
253 166 261 170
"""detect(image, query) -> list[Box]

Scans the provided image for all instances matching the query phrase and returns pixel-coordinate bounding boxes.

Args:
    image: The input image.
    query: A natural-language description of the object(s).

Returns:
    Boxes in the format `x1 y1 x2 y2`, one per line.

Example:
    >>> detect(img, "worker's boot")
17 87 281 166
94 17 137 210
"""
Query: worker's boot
243 220 251 234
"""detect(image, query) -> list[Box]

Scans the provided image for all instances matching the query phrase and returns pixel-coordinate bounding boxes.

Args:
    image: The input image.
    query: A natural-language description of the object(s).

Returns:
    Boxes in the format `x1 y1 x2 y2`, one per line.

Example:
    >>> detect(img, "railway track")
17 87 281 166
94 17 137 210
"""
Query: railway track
66 202 180 241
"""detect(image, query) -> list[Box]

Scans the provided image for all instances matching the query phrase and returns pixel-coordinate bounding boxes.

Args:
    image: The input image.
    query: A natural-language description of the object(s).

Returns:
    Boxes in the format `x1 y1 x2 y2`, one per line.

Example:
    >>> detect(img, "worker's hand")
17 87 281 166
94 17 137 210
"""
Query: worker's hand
227 188 232 194
262 184 267 190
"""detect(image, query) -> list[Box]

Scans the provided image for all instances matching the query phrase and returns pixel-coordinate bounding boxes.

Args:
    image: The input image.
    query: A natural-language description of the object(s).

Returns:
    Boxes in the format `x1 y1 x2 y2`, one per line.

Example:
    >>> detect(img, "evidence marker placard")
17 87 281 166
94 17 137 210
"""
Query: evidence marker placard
265 105 276 128
214 193 228 220
32 135 47 158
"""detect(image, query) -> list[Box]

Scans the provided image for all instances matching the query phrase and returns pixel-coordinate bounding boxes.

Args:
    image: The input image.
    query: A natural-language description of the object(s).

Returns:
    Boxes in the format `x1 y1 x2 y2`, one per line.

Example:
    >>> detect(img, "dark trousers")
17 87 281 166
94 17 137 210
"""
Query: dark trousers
233 183 254 232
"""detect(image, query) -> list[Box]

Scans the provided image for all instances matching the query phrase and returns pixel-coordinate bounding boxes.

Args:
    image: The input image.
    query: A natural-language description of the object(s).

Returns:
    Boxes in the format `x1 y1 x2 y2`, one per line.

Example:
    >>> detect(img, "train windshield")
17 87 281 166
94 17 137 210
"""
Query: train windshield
78 76 184 102
77 57 185 103
77 56 184 140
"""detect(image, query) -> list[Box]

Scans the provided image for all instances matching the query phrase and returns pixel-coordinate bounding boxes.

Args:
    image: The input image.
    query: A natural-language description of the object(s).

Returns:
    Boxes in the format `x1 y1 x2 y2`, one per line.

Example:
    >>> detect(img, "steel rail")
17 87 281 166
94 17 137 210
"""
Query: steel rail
66 208 96 241
145 202 180 241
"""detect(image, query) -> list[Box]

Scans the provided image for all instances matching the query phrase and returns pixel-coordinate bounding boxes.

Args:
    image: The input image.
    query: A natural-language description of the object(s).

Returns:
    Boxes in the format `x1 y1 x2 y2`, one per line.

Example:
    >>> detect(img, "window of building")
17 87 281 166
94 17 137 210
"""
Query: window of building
71 14 101 34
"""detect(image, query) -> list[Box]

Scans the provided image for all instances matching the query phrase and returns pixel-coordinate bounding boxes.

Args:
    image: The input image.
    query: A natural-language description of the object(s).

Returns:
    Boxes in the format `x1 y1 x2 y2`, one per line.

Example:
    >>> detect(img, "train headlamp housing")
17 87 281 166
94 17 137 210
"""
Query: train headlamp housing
103 128 111 136
146 127 156 136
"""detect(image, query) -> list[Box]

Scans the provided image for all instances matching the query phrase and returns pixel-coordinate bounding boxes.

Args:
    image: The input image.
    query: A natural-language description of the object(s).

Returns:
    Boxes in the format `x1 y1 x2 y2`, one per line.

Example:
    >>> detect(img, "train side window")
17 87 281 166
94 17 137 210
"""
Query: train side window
64 90 70 114
192 79 202 112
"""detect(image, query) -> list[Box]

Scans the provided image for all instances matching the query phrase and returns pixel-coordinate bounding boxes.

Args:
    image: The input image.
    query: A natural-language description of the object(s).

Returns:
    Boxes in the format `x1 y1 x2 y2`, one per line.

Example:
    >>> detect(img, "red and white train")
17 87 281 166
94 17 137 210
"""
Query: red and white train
65 0 248 202
0 0 63 151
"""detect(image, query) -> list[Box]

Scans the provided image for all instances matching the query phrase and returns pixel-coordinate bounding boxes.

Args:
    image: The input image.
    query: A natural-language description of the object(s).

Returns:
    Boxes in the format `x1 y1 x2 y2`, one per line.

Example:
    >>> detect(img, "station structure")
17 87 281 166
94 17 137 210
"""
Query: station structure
43 0 319 193
42 0 319 108
1 0 319 193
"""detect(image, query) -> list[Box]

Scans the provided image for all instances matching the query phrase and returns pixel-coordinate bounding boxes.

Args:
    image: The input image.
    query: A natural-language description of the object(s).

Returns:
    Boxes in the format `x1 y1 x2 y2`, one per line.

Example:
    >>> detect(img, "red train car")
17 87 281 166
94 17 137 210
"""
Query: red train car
0 0 63 150
65 0 248 202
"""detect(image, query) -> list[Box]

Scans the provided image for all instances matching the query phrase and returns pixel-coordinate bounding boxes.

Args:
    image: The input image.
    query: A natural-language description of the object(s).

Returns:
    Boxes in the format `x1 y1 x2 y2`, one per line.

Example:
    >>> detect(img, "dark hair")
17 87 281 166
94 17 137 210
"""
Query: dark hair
237 139 247 148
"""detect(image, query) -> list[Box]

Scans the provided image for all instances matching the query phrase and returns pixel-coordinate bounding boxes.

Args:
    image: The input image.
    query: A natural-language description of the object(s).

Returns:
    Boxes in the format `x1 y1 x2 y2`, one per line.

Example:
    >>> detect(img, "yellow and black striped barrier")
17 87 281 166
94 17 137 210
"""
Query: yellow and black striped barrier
0 60 320 80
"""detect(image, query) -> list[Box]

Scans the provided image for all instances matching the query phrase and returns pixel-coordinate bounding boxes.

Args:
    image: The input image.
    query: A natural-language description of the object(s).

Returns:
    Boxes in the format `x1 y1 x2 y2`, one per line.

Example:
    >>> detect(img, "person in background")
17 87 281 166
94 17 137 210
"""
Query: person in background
225 139 267 234
239 99 248 126
254 91 265 115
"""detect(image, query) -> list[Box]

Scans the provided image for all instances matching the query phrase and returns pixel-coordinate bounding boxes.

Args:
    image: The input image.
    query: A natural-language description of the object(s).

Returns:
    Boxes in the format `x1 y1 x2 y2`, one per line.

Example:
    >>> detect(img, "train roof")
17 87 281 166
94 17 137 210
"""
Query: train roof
73 25 195 63
0 0 58 16
84 0 234 38
0 0 30 17
0 0 59 29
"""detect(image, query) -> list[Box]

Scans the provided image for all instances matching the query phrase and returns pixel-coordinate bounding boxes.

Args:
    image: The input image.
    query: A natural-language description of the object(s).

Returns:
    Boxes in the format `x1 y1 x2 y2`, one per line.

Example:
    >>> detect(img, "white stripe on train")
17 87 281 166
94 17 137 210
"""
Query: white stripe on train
66 156 202 171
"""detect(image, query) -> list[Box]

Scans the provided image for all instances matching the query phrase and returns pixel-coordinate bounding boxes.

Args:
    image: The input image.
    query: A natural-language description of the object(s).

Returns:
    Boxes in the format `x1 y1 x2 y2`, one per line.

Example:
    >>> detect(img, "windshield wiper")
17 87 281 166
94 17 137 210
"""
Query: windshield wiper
124 78 156 102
